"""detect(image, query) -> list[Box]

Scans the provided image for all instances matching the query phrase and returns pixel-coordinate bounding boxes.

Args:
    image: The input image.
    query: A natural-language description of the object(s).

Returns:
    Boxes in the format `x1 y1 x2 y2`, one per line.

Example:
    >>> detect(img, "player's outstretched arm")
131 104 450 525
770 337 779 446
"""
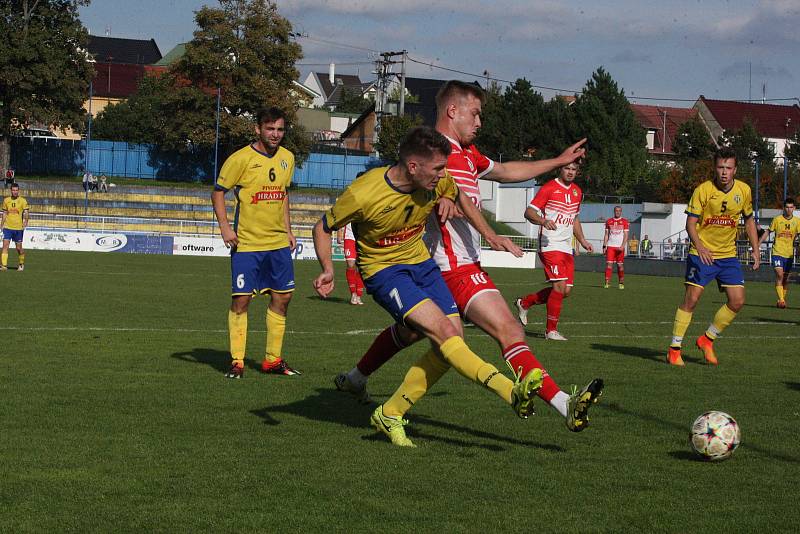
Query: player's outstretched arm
211 189 238 248
312 219 335 298
457 193 523 257
488 138 587 183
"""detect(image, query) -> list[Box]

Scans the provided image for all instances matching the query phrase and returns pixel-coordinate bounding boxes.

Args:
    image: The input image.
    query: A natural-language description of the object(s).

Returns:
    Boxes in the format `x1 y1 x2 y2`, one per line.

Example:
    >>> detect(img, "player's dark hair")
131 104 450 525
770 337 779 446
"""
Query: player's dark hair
714 147 737 165
10 183 18 189
256 107 287 126
784 198 795 207
435 80 486 113
398 126 451 164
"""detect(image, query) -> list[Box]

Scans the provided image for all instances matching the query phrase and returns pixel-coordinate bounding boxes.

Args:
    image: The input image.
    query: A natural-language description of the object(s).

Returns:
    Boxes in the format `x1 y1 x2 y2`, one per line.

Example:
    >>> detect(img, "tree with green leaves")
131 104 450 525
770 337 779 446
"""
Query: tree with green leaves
717 117 775 168
572 68 648 197
93 0 310 171
673 114 715 162
374 114 423 161
782 127 800 165
0 0 94 170
475 79 546 162
334 87 372 114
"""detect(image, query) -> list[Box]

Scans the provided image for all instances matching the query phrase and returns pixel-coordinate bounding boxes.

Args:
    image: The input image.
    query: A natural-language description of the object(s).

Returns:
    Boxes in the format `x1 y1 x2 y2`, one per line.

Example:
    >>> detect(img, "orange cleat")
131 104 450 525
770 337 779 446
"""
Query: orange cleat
696 335 718 365
666 347 685 366
777 300 787 309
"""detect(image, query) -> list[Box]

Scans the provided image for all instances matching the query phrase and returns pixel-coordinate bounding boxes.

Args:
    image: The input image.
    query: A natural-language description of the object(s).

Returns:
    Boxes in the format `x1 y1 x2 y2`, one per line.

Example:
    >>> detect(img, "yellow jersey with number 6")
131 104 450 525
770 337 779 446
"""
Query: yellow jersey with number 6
322 166 458 279
686 179 753 259
215 144 294 252
769 215 800 258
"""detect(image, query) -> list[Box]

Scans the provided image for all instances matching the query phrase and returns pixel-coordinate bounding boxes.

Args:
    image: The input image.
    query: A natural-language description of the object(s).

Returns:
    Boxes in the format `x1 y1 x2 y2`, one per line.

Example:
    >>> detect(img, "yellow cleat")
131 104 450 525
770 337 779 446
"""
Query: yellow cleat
509 366 544 419
370 405 415 447
566 378 604 432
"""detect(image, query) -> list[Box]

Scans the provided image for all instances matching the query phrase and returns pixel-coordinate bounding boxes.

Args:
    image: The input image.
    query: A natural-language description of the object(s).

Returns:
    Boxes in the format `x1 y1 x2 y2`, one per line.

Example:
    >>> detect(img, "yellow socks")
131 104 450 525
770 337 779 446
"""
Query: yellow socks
18 253 24 266
265 308 286 363
383 349 451 417
670 308 693 348
706 305 737 340
228 309 247 364
776 285 785 301
1 252 7 267
438 336 513 404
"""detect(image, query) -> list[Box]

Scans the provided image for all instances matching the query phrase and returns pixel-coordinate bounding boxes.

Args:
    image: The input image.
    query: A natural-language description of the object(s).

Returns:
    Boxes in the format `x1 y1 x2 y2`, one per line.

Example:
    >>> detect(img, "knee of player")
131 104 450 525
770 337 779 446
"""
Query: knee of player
436 316 462 340
727 297 745 312
396 324 423 346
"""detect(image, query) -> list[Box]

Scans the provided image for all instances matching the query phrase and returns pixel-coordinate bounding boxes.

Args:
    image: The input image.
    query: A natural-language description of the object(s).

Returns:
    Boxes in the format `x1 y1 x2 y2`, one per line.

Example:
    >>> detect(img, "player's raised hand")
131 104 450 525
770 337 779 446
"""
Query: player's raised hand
559 138 587 164
313 271 335 298
221 227 239 248
436 197 463 223
487 235 524 257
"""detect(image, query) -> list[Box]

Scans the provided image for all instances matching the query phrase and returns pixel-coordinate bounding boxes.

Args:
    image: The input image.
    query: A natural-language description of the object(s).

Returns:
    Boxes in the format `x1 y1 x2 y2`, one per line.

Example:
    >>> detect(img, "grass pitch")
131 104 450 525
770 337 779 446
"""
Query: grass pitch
1 250 798 532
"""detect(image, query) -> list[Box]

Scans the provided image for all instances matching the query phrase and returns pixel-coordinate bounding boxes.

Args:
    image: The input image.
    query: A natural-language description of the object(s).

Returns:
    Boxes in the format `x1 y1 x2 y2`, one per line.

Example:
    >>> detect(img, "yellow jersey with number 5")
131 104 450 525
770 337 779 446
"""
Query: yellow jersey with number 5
215 144 294 252
322 166 458 279
686 179 753 259
769 215 800 258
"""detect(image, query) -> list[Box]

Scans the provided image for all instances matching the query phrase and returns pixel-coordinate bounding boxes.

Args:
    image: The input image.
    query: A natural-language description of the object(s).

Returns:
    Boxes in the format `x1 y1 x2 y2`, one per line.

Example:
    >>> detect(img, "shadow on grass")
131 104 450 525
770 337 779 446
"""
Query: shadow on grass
305 295 349 304
251 388 564 452
668 450 707 462
171 347 230 373
591 343 665 364
785 381 800 392
603 402 799 464
751 316 798 325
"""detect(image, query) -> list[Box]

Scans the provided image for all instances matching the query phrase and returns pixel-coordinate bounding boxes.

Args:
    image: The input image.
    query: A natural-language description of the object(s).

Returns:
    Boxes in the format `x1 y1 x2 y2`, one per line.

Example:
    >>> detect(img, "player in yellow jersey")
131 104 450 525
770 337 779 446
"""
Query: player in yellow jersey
212 107 300 379
667 147 760 366
312 126 543 447
1 183 30 271
758 198 799 308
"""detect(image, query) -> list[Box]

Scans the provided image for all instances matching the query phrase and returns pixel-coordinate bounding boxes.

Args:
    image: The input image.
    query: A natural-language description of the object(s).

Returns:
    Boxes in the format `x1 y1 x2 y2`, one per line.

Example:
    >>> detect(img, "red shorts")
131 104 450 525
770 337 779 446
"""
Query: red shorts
538 250 574 286
605 246 625 263
441 263 499 315
343 239 356 260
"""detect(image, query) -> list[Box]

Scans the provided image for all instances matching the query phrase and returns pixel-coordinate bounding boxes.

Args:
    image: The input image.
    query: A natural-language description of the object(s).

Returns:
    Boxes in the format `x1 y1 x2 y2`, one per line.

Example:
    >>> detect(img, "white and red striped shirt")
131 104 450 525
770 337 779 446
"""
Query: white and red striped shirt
529 179 582 254
604 217 629 248
425 135 495 272
343 222 355 242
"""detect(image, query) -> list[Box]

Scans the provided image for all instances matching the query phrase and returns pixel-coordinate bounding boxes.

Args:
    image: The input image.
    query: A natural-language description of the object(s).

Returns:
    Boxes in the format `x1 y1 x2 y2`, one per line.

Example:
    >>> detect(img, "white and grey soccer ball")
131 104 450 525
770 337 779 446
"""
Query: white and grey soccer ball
690 411 741 461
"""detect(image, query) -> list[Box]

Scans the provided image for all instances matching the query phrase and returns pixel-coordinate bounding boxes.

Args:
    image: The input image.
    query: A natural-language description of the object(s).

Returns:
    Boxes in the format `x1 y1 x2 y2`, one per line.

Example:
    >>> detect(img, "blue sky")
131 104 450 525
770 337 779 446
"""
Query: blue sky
80 0 800 106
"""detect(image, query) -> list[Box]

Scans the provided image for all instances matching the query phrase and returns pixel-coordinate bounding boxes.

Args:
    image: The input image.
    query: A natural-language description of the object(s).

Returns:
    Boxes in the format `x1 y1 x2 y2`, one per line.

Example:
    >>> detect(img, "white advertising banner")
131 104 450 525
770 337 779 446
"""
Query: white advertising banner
24 230 128 252
480 250 537 269
172 236 230 257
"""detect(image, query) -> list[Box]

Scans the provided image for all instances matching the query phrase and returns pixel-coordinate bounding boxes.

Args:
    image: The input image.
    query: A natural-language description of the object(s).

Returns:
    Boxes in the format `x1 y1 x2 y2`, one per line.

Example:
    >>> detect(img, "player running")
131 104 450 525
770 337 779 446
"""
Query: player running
602 205 629 289
313 126 544 447
337 223 365 305
667 147 760 366
758 198 799 308
334 81 603 433
1 183 29 271
212 107 300 379
516 161 593 341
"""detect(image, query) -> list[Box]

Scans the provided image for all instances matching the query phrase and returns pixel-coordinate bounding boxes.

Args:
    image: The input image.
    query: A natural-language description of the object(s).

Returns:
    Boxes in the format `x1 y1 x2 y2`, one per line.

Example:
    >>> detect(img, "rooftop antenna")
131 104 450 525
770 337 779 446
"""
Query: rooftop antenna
762 82 766 104
105 25 111 37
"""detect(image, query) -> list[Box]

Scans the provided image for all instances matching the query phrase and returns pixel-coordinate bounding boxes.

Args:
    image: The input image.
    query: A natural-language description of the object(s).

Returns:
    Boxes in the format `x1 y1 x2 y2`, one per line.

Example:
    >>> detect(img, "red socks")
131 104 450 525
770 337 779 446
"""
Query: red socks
520 287 552 309
604 265 612 283
356 325 404 375
502 342 560 402
545 290 564 332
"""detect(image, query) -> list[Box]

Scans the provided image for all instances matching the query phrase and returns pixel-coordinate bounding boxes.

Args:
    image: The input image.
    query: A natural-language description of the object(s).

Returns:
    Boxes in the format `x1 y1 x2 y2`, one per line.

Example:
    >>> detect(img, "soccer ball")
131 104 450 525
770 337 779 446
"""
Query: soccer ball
689 411 741 461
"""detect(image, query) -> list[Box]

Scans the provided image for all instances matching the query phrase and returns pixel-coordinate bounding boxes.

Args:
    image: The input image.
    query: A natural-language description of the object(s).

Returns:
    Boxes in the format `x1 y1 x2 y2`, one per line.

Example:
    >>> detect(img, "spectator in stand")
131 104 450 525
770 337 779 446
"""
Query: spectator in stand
99 174 109 193
88 173 98 192
628 234 639 257
665 238 675 259
82 169 91 192
641 234 653 257
5 169 15 188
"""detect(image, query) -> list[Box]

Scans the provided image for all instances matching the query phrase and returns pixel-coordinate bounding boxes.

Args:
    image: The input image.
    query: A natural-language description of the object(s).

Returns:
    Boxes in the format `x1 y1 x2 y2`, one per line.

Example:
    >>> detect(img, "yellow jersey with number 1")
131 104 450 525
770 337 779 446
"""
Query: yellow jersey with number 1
322 166 458 279
215 144 295 252
769 215 800 259
686 179 753 259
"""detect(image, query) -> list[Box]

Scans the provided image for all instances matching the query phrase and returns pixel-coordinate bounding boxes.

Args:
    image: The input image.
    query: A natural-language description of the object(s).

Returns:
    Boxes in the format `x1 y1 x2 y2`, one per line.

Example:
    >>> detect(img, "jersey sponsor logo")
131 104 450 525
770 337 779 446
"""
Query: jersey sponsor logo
734 194 741 204
251 163 264 169
704 216 736 227
250 190 286 203
553 213 575 225
376 224 424 246
280 159 289 170
378 205 397 215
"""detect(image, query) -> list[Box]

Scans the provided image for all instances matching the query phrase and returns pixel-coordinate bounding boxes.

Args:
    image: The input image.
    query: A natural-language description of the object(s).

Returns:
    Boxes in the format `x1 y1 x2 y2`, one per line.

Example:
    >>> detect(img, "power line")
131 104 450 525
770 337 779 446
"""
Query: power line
297 35 380 54
297 62 373 67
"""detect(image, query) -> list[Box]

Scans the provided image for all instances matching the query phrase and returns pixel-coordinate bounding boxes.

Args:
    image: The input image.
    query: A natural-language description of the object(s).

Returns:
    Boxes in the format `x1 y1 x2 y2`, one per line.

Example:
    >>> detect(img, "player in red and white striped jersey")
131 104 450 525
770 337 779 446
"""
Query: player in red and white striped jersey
516 162 593 341
336 223 365 305
335 81 602 431
602 206 629 289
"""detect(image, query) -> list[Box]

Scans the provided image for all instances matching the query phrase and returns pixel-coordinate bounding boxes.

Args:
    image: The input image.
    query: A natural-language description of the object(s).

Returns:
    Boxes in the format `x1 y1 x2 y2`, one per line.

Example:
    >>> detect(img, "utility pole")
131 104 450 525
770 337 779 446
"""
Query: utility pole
372 51 405 156
399 50 407 117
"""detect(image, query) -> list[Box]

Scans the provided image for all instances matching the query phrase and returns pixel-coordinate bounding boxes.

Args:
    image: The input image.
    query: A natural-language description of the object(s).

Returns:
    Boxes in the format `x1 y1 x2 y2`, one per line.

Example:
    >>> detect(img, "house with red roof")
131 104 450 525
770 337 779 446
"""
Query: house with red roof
629 103 699 158
694 96 800 159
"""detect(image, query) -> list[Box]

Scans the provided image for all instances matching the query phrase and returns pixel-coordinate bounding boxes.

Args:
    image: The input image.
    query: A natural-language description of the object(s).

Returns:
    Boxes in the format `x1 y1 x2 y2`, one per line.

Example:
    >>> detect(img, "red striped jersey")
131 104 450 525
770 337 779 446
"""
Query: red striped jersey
425 135 495 272
529 179 582 254
605 217 629 248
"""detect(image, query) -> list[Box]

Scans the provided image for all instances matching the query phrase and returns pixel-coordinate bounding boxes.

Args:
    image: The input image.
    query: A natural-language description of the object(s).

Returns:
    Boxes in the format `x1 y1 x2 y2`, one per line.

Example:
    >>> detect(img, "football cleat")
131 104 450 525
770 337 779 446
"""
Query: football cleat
696 335 718 365
334 372 372 404
777 300 786 309
261 358 302 375
666 347 685 366
618 283 624 290
224 361 244 379
566 378 604 432
545 330 568 341
17 264 24 271
508 366 544 419
603 282 609 289
355 295 364 305
370 405 415 447
350 293 359 305
514 298 528 326
0 265 7 271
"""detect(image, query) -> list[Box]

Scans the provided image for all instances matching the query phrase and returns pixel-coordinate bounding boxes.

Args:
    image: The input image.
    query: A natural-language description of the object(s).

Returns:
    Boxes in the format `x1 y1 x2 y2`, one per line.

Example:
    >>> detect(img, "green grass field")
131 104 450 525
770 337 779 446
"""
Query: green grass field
2 250 798 532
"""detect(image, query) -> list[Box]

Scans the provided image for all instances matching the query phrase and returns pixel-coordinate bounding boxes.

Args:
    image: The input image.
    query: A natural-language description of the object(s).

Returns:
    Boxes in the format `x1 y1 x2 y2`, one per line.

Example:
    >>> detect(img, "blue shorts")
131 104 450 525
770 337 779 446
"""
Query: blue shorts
685 254 744 288
2 229 23 243
230 248 295 296
364 258 459 325
772 255 794 272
